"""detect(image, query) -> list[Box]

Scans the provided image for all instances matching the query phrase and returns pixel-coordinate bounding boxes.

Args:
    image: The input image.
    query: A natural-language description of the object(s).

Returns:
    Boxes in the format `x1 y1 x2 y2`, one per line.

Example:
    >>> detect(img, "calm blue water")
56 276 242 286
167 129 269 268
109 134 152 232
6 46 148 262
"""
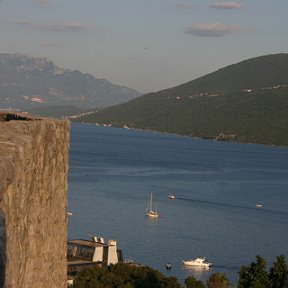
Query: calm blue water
68 123 288 286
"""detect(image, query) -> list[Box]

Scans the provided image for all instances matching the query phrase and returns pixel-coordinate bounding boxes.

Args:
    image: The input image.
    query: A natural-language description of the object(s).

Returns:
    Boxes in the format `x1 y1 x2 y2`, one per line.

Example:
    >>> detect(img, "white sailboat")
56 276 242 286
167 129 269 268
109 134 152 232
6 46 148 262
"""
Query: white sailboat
146 193 159 218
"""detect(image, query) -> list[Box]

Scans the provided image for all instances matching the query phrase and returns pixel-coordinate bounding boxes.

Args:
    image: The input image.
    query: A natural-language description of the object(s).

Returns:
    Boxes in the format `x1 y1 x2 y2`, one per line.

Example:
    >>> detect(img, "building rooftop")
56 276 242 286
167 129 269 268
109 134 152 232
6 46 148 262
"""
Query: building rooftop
68 239 107 248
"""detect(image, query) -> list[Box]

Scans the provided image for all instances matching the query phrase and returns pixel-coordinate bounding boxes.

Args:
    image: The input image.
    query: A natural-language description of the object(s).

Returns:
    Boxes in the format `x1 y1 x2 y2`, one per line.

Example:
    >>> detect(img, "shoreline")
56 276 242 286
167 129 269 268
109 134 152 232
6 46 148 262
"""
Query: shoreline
74 120 288 149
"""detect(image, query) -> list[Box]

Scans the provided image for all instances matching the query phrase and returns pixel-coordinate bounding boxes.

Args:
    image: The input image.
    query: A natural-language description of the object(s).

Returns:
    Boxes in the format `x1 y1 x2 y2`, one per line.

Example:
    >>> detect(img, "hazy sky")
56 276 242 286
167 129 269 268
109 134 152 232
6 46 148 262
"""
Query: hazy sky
1 0 288 93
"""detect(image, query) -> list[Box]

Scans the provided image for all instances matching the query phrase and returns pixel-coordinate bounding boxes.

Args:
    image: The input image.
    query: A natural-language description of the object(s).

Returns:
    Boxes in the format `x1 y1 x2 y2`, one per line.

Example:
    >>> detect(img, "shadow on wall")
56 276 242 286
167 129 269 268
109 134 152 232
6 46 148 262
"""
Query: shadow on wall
0 210 6 288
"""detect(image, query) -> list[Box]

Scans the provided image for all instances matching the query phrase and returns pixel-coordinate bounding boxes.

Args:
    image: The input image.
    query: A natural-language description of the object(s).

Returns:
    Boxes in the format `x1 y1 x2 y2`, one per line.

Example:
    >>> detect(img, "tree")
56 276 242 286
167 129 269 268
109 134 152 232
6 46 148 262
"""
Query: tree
162 276 181 288
269 255 288 288
207 272 230 288
238 255 269 288
185 276 206 288
73 268 103 288
72 263 181 288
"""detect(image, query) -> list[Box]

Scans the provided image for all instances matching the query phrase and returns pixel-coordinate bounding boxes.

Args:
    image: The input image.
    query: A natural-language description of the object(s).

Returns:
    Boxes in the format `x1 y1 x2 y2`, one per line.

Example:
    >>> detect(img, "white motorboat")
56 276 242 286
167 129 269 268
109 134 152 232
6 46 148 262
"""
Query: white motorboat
168 194 176 199
146 193 159 218
183 257 212 268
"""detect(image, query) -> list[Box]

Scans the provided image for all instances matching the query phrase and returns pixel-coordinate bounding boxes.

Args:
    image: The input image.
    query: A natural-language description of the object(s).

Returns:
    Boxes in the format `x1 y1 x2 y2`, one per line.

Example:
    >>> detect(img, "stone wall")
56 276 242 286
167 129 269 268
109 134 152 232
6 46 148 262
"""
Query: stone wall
0 113 70 288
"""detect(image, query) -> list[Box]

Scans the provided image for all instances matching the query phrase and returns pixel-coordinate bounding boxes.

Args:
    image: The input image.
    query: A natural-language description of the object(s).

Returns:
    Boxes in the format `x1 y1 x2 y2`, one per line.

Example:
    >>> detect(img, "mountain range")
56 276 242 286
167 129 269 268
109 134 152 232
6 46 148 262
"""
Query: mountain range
0 53 141 111
76 53 288 146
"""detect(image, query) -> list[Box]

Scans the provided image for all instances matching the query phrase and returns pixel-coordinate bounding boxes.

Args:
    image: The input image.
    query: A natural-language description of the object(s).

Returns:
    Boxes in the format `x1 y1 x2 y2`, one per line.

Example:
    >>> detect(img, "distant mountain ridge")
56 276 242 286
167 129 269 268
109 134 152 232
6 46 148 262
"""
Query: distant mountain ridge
0 53 141 110
77 54 288 146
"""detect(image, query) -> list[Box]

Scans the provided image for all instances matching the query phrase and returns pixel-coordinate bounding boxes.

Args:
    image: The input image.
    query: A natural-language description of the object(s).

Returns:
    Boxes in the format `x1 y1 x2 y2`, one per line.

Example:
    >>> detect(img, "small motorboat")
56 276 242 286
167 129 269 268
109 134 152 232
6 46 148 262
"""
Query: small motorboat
183 257 212 268
165 263 172 270
168 194 176 199
256 204 262 208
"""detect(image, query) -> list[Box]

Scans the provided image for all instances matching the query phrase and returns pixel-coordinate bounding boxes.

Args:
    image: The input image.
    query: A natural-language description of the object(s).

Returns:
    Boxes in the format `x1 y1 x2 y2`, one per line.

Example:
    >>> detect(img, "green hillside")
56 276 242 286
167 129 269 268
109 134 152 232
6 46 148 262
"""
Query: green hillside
77 54 288 146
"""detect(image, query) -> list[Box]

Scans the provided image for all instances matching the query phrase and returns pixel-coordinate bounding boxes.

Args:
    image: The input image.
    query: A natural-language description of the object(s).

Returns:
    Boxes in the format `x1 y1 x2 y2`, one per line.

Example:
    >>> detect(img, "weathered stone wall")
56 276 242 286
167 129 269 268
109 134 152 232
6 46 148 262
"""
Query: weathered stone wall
0 113 70 288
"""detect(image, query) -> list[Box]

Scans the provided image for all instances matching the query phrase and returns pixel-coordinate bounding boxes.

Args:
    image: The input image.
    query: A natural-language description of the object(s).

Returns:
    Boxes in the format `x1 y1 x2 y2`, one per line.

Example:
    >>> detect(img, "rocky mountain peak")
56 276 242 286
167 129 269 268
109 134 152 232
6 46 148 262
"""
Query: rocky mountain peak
0 53 141 109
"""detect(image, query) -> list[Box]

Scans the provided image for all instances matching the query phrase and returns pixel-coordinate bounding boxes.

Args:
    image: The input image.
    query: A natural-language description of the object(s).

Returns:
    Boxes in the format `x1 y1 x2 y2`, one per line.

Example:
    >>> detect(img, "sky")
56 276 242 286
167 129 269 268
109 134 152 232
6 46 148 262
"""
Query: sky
1 0 288 93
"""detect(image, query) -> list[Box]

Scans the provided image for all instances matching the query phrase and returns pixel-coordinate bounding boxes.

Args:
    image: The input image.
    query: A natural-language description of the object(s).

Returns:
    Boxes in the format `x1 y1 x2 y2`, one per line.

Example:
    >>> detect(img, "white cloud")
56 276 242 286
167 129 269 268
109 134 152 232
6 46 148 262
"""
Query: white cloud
175 3 193 9
16 20 92 32
210 2 246 9
185 22 241 37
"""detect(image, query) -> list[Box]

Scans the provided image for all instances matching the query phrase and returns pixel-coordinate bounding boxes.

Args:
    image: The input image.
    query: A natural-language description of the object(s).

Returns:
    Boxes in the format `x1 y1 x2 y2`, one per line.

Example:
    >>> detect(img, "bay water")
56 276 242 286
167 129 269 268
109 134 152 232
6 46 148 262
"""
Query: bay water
68 123 288 285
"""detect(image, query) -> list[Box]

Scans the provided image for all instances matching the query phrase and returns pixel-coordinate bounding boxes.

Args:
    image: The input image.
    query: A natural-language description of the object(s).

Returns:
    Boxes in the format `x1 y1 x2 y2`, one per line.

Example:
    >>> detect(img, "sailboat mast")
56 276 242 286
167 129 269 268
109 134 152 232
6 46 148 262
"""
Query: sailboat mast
146 192 159 218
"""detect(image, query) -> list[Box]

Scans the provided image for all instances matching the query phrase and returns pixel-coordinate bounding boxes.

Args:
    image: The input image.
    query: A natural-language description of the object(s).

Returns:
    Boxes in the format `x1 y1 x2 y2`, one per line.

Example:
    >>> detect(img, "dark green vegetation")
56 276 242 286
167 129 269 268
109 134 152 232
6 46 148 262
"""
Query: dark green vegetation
238 255 288 288
77 54 288 146
71 255 288 288
72 264 181 288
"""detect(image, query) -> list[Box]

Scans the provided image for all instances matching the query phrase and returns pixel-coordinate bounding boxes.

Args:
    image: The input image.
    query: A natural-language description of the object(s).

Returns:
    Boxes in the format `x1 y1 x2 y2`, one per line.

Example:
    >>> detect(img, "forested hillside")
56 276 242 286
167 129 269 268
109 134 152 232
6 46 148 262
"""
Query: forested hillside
77 54 288 146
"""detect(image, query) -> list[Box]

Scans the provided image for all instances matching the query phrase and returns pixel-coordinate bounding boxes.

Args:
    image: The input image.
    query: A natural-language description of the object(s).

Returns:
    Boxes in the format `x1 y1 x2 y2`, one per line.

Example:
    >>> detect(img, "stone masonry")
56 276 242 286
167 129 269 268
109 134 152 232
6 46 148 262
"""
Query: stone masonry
0 112 70 288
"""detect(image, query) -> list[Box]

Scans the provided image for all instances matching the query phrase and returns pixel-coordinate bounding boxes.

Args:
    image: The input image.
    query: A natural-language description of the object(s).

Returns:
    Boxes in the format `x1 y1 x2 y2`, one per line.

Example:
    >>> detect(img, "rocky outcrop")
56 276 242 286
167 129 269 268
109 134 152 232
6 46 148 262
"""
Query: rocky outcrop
0 53 142 110
0 112 70 288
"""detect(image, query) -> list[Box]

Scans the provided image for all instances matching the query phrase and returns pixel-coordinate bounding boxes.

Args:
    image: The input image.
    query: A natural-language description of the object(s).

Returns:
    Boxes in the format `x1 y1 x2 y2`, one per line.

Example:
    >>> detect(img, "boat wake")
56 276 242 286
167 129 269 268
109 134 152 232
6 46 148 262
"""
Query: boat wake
177 197 288 218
